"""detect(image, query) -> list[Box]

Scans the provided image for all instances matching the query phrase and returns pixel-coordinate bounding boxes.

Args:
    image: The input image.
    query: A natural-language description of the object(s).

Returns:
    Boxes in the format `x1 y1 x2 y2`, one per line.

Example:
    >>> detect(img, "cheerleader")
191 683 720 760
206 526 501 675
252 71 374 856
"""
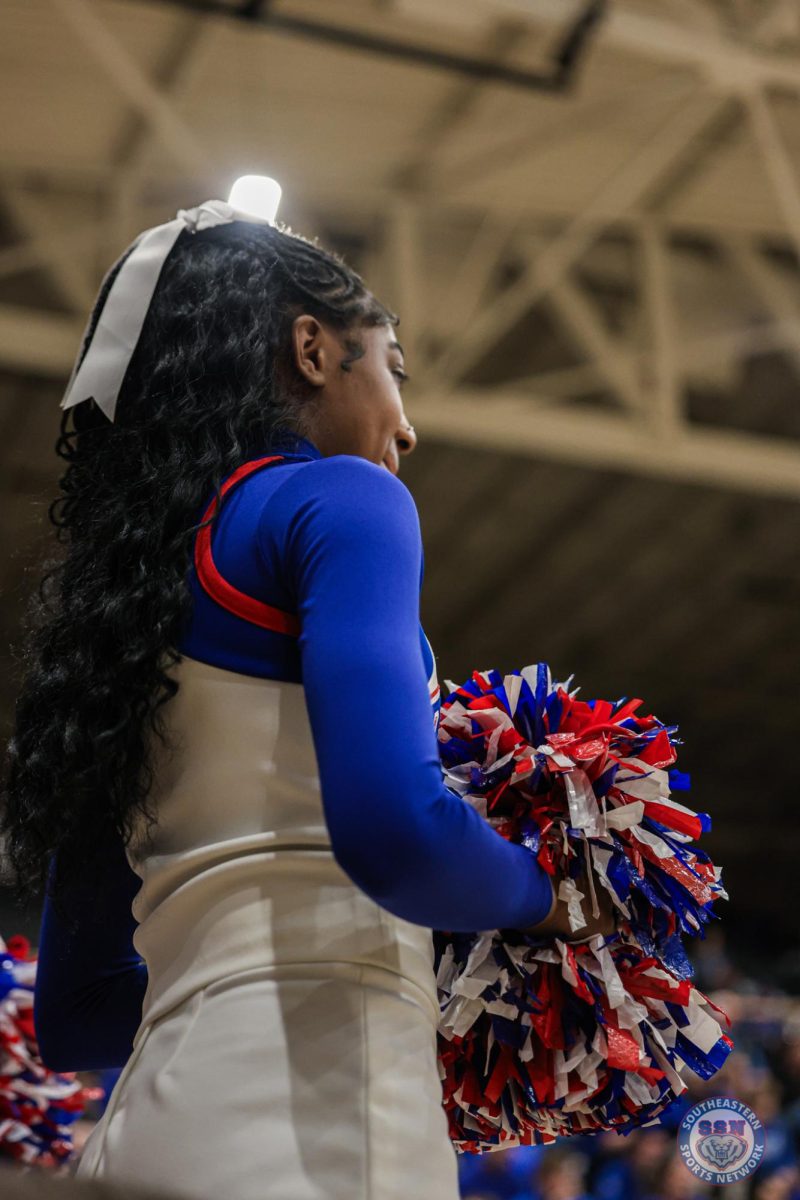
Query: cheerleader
1 202 610 1200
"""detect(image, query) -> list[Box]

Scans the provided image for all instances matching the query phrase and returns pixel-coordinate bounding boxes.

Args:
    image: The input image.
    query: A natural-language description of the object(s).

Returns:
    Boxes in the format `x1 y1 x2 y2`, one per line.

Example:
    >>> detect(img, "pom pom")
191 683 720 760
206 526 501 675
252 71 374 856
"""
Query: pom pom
434 664 731 1154
0 934 101 1167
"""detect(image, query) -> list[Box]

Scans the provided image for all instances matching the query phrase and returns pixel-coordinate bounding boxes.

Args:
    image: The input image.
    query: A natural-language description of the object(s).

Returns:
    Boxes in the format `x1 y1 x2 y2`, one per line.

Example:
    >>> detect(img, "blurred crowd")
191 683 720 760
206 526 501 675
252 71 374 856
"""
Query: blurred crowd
458 929 800 1200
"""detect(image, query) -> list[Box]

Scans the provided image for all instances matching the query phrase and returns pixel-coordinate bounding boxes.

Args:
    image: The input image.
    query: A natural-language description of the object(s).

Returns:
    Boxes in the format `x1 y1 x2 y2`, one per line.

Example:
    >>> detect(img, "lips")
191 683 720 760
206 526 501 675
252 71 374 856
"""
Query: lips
382 446 399 476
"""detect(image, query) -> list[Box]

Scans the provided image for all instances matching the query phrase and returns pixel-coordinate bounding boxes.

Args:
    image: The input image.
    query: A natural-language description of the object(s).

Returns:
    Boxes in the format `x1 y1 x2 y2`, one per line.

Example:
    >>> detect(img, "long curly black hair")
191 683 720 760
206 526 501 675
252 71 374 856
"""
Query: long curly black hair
1 216 396 907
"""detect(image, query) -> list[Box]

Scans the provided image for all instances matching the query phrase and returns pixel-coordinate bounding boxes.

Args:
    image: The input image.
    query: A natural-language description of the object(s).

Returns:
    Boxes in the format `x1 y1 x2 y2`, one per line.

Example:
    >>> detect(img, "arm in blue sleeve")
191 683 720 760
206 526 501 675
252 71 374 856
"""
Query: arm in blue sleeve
34 823 148 1072
259 455 554 933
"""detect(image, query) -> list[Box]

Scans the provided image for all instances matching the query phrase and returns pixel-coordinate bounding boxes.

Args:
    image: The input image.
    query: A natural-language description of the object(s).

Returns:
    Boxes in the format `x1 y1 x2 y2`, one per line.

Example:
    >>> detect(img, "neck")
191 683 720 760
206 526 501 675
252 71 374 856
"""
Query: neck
268 430 322 459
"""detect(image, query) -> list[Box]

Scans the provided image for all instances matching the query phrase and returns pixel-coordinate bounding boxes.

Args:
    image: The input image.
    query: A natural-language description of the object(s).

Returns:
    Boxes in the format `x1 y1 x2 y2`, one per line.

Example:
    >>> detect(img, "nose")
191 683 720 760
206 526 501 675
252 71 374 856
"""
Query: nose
395 420 417 457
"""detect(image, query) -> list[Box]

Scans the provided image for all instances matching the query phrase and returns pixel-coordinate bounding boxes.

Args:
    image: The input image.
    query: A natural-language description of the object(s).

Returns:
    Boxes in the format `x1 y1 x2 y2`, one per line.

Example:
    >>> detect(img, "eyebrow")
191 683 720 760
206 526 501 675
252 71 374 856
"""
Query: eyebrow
388 339 405 357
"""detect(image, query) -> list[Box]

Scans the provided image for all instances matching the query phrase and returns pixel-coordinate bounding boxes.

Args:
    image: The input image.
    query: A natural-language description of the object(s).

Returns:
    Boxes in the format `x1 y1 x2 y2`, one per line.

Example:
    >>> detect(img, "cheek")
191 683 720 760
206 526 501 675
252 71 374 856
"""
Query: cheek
375 380 404 427
351 377 401 434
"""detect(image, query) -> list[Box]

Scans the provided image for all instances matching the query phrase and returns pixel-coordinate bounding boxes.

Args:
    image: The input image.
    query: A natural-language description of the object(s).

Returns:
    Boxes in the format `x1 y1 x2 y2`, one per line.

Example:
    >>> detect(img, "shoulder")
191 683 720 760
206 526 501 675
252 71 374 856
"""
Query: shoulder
260 453 419 529
256 454 421 576
296 453 414 499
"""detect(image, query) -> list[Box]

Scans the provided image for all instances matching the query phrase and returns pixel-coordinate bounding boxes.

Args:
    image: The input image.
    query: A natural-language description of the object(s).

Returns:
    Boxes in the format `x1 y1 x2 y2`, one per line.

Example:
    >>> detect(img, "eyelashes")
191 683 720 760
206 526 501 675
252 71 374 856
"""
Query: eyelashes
392 368 409 385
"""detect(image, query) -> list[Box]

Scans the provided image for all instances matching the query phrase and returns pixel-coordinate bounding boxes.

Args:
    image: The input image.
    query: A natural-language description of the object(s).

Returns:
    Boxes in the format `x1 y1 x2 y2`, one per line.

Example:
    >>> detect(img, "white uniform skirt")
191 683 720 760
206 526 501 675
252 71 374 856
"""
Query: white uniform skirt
74 657 460 1200
75 967 459 1200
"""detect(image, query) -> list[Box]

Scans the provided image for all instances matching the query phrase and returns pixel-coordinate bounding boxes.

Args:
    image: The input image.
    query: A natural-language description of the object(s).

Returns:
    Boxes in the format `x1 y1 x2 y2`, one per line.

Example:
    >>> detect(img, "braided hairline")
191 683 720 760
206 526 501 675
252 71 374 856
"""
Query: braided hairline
270 224 397 329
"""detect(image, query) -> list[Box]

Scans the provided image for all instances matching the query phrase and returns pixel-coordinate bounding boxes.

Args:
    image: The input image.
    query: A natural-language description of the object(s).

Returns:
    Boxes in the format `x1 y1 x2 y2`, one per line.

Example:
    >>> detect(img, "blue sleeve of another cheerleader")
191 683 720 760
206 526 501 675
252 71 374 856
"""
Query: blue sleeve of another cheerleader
258 455 554 933
34 825 148 1072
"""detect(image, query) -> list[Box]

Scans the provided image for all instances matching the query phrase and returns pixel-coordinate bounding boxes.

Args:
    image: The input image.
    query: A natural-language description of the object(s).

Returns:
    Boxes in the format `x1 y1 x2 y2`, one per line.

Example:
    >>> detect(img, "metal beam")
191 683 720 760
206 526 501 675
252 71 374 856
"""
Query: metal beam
520 314 800 393
5 161 800 258
639 219 682 437
48 0 210 177
744 87 800 264
430 72 700 200
0 222 101 285
384 198 424 361
457 0 800 91
638 98 742 215
544 274 643 412
431 89 727 384
109 12 209 173
0 13 214 306
105 17 215 258
142 0 606 95
751 0 800 46
724 238 800 375
0 307 82 378
391 17 529 192
409 388 800 499
0 189 97 311
432 213 517 348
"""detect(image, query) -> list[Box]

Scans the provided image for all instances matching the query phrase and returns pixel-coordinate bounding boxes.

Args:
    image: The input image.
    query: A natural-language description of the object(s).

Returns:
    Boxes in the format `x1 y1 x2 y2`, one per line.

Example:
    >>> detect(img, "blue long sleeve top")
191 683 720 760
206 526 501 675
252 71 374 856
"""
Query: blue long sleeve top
34 436 553 1071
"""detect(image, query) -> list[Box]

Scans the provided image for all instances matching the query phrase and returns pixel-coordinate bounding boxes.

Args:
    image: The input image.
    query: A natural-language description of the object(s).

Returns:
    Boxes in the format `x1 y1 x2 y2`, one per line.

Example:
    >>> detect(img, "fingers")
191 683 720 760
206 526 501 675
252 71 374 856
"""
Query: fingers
521 864 617 942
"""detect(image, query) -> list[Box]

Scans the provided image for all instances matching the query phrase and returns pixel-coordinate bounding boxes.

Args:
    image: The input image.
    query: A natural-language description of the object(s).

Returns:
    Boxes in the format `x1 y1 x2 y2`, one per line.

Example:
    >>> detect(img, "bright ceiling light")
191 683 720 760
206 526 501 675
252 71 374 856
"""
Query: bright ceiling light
227 175 282 223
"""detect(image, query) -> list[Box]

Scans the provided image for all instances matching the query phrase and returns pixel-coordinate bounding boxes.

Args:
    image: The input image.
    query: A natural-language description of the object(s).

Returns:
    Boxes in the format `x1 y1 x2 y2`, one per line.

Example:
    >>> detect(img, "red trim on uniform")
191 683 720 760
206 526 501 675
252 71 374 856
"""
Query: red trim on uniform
194 455 301 637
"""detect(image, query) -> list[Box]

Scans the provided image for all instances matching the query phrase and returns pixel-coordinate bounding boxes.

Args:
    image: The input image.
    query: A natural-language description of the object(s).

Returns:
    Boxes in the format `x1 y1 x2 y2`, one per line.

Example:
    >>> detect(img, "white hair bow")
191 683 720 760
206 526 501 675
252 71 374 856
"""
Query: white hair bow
60 200 273 424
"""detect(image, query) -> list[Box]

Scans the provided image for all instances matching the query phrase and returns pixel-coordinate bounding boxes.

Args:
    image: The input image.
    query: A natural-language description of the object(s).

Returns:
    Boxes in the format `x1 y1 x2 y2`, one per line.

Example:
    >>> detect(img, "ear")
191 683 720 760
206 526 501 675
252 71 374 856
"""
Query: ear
291 314 328 388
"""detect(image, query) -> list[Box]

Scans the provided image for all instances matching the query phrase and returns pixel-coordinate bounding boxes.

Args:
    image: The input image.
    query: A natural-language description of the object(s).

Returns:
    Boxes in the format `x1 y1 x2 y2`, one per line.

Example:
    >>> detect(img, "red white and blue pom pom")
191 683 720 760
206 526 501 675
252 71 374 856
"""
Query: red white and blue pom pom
434 663 732 1154
0 934 99 1166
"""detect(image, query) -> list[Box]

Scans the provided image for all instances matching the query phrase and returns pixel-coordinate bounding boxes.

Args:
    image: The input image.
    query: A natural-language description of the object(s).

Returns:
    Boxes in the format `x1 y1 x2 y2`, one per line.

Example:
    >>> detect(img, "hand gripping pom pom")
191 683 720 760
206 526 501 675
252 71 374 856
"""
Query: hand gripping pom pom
0 934 101 1167
433 663 732 1154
